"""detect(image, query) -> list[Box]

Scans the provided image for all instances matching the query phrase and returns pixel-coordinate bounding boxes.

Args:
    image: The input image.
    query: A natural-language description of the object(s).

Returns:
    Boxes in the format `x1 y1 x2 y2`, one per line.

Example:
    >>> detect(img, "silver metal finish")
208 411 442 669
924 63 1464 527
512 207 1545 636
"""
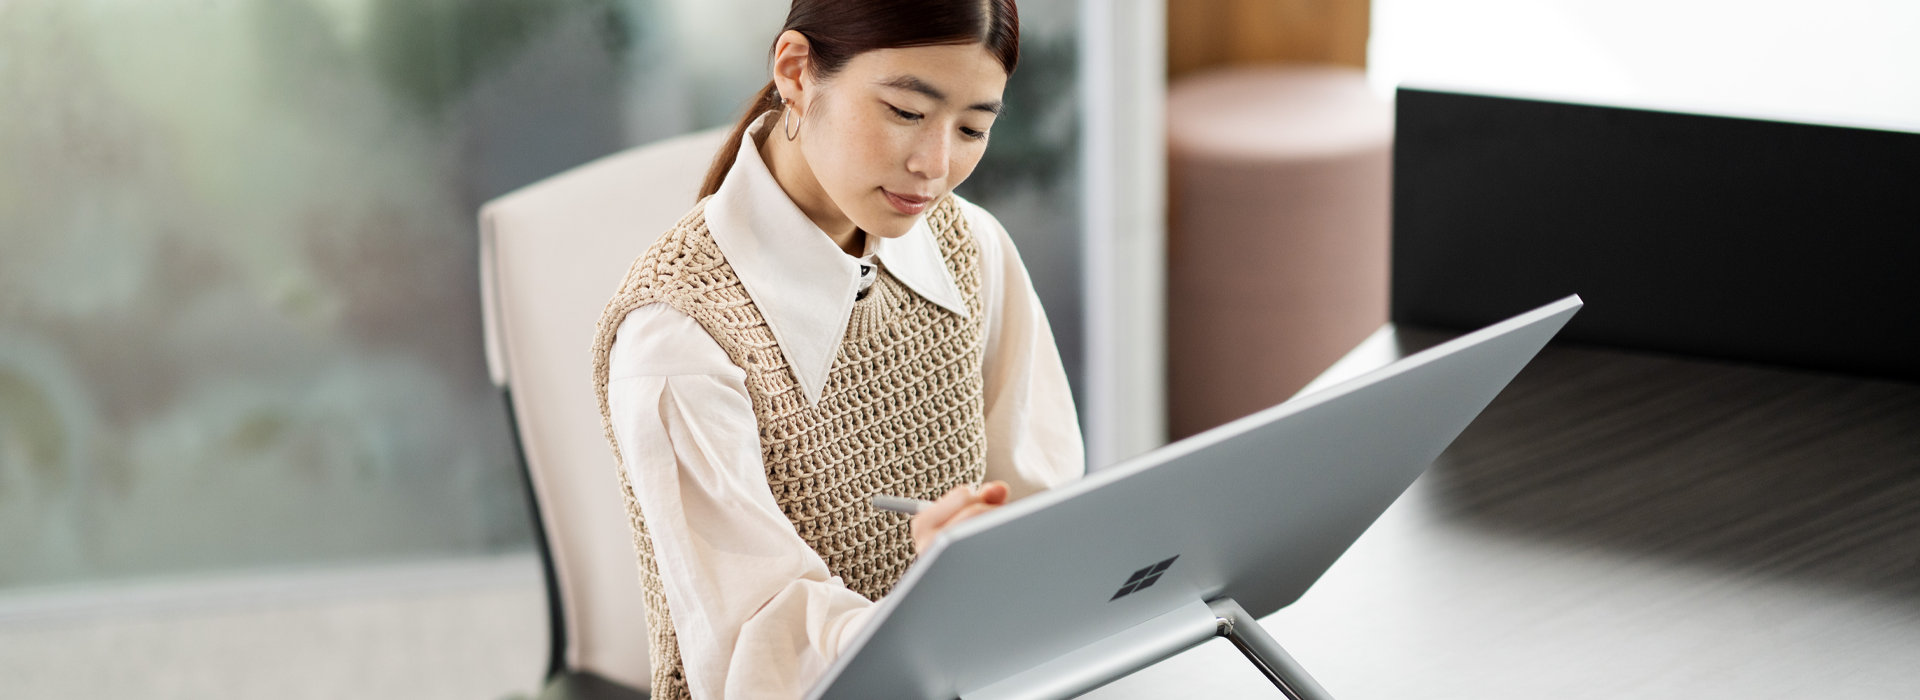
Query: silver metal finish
808 297 1581 700
966 596 1337 700
871 494 931 515
961 599 1219 700
1210 597 1335 700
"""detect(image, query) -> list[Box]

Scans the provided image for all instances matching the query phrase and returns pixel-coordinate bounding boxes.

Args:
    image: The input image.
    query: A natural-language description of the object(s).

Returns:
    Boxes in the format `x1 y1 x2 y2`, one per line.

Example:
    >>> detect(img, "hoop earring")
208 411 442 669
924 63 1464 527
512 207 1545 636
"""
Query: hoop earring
783 99 803 141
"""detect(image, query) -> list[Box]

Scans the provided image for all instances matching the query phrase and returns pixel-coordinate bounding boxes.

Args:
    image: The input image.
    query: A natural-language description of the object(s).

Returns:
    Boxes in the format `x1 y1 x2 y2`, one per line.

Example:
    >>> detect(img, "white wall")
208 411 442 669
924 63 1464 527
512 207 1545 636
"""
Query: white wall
1371 0 1920 132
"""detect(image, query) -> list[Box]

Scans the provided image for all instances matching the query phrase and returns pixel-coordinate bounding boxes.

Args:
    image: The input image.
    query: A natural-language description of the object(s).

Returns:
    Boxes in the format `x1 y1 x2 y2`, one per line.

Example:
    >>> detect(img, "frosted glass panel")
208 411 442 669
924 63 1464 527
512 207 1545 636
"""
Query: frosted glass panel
0 0 1082 589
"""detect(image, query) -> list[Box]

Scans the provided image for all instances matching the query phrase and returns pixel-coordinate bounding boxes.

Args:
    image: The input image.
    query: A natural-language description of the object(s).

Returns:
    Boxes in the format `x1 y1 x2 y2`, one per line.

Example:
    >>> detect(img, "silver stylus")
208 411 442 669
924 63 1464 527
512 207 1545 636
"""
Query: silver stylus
871 494 933 515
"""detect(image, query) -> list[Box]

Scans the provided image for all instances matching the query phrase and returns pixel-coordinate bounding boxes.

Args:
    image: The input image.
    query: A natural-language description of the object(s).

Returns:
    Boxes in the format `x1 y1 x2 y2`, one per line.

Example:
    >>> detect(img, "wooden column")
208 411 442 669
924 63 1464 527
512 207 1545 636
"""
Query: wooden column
1168 0 1372 78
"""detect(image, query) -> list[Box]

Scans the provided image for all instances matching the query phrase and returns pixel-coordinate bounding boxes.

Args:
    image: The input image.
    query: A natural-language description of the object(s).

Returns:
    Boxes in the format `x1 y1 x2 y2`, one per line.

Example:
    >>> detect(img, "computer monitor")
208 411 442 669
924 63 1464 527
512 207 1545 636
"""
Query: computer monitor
810 295 1584 699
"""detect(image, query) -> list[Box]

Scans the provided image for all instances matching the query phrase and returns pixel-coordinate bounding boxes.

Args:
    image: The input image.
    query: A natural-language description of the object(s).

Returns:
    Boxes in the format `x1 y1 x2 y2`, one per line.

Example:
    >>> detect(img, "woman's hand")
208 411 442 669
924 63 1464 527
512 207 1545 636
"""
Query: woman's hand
910 481 1009 554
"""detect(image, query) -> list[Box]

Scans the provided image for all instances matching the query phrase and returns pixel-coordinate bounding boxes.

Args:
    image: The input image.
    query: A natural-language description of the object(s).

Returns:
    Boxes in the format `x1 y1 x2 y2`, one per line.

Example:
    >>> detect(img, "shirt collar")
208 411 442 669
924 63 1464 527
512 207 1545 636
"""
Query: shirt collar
703 109 969 406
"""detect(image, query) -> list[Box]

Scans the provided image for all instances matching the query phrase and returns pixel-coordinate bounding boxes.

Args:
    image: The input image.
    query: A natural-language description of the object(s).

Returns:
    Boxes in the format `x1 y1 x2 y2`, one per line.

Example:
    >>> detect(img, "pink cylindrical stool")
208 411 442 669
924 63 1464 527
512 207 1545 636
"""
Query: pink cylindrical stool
1167 65 1392 439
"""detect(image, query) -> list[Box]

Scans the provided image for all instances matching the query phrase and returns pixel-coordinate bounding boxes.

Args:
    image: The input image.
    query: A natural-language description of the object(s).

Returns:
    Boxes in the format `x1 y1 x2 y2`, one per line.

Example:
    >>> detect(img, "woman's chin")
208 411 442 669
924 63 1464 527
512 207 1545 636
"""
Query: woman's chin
856 216 917 239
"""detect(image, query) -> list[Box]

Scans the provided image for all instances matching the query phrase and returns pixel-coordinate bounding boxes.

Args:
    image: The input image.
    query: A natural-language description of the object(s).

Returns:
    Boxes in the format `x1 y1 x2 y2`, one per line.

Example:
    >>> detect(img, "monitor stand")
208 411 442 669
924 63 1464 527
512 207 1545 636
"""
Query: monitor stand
960 597 1334 700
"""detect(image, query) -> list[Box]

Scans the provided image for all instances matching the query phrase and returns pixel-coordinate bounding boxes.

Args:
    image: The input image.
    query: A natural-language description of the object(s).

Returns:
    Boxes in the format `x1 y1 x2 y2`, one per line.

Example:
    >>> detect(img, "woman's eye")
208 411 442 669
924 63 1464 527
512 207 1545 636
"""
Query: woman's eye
961 127 988 141
889 105 923 122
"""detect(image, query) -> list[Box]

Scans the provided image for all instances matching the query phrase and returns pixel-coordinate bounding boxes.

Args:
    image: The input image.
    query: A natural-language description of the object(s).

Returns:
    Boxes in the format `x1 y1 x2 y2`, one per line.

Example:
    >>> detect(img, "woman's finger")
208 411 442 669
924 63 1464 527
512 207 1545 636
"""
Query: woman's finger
942 501 1000 530
912 501 1001 554
910 486 974 551
909 483 1011 553
916 485 974 525
975 480 1009 505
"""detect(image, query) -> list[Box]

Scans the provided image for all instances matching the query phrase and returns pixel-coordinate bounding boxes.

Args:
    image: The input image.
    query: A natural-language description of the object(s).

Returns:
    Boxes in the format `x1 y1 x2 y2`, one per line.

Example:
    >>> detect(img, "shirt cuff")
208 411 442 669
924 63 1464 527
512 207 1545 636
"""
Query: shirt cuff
833 605 880 656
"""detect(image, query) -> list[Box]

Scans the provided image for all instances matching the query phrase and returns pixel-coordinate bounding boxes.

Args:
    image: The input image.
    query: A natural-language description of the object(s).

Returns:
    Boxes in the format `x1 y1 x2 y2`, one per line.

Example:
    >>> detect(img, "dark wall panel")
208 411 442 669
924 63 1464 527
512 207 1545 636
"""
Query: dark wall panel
1392 88 1920 382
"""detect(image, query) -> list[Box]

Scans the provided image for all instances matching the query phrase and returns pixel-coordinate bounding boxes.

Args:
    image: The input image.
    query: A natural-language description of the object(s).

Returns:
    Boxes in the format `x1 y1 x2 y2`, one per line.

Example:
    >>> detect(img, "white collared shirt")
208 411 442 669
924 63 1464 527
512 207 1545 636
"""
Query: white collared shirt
605 110 1085 699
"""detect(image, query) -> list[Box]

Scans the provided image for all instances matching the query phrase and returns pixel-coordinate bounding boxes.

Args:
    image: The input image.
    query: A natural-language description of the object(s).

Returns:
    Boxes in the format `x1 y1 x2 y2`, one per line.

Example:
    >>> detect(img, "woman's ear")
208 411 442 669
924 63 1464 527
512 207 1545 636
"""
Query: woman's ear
770 30 813 114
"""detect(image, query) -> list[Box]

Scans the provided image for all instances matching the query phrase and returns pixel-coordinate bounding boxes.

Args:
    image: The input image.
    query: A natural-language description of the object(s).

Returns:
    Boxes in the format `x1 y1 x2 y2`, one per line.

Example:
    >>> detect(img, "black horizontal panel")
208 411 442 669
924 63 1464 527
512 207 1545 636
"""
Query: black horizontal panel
1392 88 1920 382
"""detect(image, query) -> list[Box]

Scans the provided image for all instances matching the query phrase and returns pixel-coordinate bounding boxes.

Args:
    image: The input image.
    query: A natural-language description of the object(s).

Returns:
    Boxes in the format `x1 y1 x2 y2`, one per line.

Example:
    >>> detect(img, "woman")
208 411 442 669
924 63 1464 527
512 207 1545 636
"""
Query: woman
588 1 1083 698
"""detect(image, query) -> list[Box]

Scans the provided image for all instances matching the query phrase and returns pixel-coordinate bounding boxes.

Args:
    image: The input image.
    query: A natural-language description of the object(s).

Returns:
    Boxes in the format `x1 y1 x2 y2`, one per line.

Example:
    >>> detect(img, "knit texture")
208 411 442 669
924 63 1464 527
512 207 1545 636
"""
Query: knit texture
589 194 988 700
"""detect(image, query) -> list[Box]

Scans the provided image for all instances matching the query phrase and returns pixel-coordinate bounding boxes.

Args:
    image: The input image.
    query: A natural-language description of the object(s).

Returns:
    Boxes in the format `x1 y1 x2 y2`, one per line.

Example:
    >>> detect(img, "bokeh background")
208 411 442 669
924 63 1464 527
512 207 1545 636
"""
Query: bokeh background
0 0 1082 591
5 1 1918 698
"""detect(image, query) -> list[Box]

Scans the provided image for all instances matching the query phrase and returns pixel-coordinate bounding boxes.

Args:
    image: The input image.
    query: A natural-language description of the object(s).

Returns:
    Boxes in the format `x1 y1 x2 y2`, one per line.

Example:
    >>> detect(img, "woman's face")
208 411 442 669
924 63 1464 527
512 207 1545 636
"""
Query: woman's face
793 42 1008 239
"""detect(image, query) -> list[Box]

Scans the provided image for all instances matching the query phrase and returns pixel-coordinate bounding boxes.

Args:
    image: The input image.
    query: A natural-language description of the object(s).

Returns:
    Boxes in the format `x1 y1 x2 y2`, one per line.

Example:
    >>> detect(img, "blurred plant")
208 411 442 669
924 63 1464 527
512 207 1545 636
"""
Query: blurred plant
959 30 1079 201
363 0 632 116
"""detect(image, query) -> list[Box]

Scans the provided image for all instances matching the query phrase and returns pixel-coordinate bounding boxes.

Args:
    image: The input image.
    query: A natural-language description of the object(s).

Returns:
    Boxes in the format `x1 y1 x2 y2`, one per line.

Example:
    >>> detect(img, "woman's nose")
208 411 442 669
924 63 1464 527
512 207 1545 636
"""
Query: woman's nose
907 133 950 180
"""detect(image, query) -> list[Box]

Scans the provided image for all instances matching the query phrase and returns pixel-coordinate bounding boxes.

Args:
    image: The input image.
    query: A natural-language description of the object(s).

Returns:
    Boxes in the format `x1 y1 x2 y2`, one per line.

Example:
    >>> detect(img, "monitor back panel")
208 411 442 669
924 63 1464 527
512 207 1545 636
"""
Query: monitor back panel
810 298 1581 700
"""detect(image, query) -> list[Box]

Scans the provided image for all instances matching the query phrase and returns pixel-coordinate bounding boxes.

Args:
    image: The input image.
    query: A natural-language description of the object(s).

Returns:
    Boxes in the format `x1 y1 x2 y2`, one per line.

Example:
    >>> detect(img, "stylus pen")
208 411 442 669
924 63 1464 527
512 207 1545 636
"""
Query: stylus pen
871 494 933 515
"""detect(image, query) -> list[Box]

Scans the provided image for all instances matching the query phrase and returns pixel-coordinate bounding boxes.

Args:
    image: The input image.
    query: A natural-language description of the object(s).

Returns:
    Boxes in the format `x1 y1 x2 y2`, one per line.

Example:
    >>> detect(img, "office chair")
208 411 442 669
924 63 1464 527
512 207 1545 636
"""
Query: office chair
478 127 729 700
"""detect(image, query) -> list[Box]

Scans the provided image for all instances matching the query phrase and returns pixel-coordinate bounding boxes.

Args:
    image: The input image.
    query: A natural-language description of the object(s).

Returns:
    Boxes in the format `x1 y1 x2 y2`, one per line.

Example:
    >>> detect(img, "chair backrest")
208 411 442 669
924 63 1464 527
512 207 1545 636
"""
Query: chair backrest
479 127 729 691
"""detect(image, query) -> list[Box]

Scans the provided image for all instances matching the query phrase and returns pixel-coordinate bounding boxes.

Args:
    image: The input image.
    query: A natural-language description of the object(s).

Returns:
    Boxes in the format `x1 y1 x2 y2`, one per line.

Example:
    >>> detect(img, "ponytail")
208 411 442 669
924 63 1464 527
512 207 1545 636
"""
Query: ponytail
699 81 785 200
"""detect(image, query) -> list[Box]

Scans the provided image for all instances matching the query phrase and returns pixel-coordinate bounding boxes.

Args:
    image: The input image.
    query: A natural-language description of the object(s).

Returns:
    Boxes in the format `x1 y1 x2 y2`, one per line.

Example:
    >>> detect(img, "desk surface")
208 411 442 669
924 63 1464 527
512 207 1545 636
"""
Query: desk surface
1087 329 1920 699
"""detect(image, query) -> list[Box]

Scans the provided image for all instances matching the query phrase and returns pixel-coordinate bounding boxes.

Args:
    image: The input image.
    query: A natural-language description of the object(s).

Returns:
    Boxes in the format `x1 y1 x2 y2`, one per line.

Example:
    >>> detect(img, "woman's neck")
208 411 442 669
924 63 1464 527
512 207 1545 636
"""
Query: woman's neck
757 119 865 256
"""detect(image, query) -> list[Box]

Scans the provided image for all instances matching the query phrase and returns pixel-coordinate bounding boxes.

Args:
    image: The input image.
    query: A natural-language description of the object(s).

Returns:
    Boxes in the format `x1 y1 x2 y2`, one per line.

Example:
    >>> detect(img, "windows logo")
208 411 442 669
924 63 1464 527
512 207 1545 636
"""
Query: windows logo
1109 556 1179 601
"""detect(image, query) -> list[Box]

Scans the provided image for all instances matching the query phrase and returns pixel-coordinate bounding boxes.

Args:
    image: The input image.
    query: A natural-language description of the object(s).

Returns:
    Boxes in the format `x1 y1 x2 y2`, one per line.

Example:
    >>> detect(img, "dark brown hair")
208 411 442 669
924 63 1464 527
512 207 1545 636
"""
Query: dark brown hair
697 0 1021 200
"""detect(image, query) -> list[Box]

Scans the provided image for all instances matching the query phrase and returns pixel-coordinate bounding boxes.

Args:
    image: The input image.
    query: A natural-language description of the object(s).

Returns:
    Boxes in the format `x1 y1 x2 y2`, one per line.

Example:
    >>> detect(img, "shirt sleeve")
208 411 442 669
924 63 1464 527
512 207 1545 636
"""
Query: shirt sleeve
606 303 876 700
965 201 1089 500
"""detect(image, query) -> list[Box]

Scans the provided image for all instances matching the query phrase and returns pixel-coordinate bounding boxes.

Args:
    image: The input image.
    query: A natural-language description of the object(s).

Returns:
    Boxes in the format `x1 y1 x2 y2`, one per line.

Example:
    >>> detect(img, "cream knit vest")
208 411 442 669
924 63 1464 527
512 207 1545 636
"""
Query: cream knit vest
589 194 988 700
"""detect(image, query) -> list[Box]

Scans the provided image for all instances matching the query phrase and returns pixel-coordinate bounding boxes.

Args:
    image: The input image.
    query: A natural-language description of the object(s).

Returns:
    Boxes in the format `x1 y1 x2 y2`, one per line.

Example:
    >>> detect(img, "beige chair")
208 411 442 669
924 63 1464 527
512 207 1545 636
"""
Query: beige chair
479 127 729 699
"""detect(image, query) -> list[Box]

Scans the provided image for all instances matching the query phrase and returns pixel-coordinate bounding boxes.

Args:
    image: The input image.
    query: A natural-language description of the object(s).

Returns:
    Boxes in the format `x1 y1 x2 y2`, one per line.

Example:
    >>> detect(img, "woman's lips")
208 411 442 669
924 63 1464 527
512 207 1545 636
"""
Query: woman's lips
883 188 931 216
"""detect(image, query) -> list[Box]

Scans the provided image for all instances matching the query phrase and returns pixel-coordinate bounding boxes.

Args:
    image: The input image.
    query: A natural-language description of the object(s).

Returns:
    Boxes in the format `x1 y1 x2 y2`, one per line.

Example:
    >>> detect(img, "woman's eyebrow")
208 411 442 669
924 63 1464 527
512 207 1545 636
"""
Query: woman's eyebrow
877 74 1003 115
